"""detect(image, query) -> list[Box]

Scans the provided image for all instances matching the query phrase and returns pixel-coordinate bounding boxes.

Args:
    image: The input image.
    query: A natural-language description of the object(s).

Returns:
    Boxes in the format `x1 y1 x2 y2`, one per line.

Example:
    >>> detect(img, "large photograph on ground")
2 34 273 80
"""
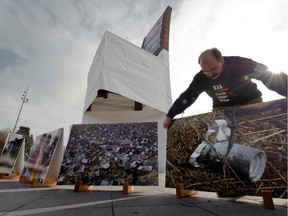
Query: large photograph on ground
21 128 63 183
58 122 158 186
0 133 24 174
166 99 287 198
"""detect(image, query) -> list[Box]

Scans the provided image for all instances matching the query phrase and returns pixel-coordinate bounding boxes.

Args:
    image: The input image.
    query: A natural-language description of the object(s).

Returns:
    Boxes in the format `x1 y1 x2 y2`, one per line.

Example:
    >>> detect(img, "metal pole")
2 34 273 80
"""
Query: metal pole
12 84 29 133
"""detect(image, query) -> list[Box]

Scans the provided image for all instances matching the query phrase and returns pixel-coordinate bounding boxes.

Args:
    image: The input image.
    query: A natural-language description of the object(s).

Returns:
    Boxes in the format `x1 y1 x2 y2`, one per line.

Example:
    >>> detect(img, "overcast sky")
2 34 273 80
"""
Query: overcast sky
0 0 287 142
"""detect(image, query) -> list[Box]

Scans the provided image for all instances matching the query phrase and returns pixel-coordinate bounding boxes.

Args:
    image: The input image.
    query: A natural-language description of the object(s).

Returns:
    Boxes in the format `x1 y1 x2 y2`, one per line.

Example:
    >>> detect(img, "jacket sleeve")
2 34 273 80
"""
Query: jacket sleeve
166 75 203 119
251 63 287 97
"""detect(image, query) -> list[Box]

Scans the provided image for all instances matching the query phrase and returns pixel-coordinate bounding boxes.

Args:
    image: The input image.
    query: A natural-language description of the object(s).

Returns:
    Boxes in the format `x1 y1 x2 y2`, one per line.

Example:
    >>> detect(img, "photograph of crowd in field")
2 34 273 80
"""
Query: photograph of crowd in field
58 122 158 186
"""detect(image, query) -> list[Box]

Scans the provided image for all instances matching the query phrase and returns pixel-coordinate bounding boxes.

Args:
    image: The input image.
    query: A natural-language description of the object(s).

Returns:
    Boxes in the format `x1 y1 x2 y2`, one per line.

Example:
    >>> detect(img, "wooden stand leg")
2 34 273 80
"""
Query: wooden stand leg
123 182 134 194
74 180 94 192
19 175 33 184
19 168 37 184
32 177 57 187
261 190 275 209
176 183 198 197
0 172 20 180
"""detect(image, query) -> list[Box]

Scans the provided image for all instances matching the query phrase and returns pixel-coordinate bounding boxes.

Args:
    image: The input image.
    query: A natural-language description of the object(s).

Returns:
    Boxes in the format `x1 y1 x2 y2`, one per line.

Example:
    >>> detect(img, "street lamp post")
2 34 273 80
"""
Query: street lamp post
12 84 29 133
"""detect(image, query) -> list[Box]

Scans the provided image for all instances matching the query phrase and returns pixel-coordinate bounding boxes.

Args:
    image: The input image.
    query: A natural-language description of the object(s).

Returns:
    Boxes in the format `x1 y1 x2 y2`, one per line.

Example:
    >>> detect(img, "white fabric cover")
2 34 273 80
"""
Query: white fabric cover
82 110 167 172
84 31 172 113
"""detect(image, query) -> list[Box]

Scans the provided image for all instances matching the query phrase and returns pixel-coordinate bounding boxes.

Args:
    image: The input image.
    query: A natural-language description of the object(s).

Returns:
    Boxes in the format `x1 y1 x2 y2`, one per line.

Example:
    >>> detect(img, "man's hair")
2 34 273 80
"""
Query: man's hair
198 48 223 64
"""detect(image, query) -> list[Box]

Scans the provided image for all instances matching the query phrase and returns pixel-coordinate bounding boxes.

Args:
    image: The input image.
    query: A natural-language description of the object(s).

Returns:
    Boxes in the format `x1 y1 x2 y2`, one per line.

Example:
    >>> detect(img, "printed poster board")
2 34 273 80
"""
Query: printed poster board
165 99 287 198
58 122 158 186
0 133 24 175
21 128 63 184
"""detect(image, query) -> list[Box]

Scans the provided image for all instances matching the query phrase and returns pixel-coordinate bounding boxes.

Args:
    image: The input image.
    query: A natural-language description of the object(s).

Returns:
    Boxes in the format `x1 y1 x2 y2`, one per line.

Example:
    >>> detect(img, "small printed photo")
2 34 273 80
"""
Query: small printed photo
0 134 24 174
21 128 63 182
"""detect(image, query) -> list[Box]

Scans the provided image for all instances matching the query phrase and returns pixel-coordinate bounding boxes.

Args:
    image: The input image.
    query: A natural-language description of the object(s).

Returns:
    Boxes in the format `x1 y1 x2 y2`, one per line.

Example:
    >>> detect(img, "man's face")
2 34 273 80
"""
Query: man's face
200 53 223 80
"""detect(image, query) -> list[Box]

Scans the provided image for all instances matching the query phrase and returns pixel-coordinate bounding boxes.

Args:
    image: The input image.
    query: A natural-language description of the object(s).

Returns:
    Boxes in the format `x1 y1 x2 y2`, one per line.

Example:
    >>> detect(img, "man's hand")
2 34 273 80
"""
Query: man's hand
163 116 172 129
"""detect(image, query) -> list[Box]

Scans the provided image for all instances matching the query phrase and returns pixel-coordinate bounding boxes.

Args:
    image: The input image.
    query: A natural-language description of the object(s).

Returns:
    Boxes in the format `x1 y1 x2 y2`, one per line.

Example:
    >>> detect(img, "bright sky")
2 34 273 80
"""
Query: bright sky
0 0 287 142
